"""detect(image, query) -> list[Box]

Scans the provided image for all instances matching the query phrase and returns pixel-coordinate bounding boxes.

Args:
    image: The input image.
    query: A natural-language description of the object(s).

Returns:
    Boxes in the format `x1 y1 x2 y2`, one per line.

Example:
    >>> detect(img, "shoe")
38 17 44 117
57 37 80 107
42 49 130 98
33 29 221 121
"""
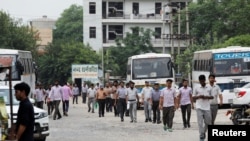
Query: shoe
88 108 91 112
130 120 133 123
65 112 68 116
148 119 152 122
187 123 191 128
163 125 167 131
92 111 94 113
152 121 156 124
57 116 62 120
157 121 162 124
168 128 173 132
102 115 104 117
121 118 124 122
145 119 148 122
134 120 137 123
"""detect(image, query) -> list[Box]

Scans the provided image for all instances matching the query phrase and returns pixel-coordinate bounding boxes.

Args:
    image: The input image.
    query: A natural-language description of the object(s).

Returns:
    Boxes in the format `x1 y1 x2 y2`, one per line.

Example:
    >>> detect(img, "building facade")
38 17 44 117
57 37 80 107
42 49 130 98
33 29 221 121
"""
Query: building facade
83 0 190 54
29 15 56 54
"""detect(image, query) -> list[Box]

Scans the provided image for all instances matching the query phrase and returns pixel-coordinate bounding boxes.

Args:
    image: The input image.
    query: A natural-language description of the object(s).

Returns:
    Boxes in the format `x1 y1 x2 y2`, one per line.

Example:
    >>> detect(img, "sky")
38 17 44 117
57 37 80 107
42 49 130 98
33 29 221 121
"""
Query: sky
0 0 83 23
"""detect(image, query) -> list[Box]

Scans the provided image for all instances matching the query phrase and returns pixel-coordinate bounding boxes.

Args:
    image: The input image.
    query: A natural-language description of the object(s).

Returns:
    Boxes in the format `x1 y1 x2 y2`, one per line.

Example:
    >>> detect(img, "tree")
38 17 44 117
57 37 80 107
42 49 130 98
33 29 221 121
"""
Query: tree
0 11 37 52
38 40 100 86
37 4 100 86
107 27 157 77
189 0 250 45
53 4 83 42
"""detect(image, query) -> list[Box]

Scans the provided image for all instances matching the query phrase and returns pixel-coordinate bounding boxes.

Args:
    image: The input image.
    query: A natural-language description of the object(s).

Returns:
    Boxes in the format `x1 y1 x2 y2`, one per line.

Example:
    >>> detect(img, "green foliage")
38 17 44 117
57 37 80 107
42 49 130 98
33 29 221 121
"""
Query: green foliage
53 4 83 42
212 34 250 49
0 11 37 53
107 27 157 77
37 41 99 86
37 5 100 86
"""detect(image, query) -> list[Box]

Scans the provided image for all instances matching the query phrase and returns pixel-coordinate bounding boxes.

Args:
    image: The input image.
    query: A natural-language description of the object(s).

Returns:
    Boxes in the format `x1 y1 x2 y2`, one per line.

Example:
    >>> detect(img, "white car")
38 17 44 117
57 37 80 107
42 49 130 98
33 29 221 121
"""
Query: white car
0 85 49 141
233 83 250 105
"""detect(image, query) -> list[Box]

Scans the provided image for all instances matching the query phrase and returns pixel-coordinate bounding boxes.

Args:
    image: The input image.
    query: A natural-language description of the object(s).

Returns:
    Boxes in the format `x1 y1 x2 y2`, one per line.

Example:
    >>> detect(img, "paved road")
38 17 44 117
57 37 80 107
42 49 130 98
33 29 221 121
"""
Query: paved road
46 98 232 141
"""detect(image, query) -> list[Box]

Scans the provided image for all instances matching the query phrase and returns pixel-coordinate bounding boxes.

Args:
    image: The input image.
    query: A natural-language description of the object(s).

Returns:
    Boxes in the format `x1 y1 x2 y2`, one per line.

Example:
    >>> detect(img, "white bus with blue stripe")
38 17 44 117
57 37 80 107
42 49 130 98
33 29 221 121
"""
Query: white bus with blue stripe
192 46 250 105
126 53 175 107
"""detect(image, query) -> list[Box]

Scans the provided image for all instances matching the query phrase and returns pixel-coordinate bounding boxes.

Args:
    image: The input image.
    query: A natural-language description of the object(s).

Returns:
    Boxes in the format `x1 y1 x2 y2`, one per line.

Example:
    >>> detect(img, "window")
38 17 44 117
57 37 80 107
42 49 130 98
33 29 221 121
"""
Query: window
155 3 162 14
133 2 139 15
89 2 96 14
108 25 123 40
89 27 96 38
155 27 162 39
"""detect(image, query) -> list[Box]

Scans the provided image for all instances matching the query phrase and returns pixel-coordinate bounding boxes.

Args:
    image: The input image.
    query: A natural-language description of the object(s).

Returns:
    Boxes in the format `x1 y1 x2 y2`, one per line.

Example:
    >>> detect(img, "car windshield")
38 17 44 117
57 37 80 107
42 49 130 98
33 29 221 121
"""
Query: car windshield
0 89 19 105
242 83 250 88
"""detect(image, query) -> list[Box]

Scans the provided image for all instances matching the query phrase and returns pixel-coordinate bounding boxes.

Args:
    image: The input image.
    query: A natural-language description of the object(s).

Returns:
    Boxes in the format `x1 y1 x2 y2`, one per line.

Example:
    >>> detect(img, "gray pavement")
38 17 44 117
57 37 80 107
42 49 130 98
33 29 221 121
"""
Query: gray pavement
45 98 232 141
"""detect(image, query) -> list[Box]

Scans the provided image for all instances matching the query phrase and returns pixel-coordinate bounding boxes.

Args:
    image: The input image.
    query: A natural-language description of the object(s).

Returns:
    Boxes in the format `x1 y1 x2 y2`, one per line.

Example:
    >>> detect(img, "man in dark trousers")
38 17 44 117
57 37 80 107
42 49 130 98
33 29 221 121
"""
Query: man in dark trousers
14 82 35 141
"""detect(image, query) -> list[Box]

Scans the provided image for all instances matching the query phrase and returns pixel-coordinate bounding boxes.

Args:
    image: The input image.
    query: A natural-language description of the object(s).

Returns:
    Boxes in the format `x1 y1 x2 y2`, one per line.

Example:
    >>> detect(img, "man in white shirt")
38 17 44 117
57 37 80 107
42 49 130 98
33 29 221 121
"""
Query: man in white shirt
82 82 88 104
159 79 178 132
49 80 63 120
126 81 139 123
193 75 213 141
87 83 97 113
142 81 153 122
207 74 223 125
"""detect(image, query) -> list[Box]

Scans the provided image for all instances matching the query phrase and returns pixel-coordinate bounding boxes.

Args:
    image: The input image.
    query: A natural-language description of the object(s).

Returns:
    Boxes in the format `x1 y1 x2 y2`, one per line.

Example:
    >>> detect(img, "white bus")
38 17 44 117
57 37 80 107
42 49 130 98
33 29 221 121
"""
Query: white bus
126 53 175 107
0 49 37 92
192 46 250 105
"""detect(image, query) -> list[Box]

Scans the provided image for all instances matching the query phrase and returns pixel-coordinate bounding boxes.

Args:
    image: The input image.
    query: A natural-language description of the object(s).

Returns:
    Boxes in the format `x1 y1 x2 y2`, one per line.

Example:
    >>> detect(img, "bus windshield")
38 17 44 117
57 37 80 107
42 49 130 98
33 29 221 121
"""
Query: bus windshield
213 52 250 76
132 57 172 79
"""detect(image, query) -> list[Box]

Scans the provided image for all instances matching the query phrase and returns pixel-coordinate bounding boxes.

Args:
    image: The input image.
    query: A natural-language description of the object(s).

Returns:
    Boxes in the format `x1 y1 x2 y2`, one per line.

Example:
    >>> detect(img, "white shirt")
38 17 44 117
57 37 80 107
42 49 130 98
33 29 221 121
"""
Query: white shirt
126 87 138 100
193 85 212 110
142 86 153 101
49 85 62 101
207 84 222 105
34 88 45 102
87 88 96 98
82 85 88 93
160 87 177 107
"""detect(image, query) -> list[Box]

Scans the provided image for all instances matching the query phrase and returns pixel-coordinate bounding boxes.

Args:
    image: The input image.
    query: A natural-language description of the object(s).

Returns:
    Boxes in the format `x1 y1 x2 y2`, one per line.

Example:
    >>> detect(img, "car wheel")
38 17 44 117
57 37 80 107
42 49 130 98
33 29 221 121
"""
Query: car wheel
232 110 243 125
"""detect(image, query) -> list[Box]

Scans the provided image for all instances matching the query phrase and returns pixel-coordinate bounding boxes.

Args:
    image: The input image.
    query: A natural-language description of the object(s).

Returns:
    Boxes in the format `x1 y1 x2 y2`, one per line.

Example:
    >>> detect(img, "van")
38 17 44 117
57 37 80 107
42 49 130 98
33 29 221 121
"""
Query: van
0 85 49 141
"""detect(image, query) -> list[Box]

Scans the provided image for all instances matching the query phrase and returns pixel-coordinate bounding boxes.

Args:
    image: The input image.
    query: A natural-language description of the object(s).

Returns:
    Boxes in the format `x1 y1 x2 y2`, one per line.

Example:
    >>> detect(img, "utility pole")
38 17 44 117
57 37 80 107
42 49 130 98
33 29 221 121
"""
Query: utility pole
169 0 174 61
186 1 190 46
162 3 166 53
177 2 181 74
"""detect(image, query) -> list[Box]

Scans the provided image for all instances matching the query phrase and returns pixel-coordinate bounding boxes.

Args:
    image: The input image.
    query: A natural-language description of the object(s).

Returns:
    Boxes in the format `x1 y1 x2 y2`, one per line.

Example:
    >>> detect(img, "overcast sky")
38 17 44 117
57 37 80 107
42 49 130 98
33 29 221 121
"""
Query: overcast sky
0 0 83 23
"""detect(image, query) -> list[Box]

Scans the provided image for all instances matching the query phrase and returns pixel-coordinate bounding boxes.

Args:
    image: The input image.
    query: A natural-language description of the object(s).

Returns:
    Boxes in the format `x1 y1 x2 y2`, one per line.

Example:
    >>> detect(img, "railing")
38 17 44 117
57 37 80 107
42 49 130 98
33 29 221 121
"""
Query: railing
103 13 163 20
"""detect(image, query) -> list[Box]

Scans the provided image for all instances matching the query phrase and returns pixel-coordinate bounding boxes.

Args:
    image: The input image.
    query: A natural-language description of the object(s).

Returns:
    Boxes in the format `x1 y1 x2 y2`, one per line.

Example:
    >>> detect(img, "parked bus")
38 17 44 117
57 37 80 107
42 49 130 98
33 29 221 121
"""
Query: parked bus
192 46 250 105
0 49 37 92
126 53 175 107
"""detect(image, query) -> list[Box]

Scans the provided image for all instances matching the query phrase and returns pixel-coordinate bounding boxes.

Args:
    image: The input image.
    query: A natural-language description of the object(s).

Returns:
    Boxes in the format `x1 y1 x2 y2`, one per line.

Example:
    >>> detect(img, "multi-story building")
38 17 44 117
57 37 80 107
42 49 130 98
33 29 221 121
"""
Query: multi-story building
29 15 56 54
83 0 190 54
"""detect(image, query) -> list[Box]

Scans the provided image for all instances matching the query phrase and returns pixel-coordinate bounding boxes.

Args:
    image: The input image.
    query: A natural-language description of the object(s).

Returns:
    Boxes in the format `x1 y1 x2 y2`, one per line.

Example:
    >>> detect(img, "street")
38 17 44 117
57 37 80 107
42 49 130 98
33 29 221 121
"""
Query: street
46 98 232 141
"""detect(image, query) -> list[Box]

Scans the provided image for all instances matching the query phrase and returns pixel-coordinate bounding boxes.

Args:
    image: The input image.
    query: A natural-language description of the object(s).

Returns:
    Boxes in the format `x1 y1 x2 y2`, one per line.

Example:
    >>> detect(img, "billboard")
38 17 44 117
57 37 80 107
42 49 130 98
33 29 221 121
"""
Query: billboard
72 64 99 83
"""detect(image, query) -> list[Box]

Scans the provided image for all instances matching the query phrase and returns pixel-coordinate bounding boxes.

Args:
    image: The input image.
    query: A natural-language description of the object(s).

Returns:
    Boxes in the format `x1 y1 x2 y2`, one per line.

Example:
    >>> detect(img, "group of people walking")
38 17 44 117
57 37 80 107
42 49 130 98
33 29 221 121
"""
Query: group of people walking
33 74 223 141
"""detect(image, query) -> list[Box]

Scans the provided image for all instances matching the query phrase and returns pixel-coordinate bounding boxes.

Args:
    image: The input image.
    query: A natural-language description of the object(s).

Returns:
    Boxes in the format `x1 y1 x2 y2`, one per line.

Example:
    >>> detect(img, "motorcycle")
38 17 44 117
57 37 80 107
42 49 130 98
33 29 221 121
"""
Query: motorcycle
226 104 250 125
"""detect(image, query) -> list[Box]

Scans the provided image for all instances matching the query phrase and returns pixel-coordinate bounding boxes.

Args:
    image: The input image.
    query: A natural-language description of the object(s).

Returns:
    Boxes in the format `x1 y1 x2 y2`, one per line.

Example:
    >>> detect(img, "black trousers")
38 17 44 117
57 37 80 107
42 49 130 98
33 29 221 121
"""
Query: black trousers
105 97 112 112
118 98 126 119
36 101 44 109
98 99 106 116
181 104 191 127
47 101 54 115
73 95 78 104
152 101 161 122
112 99 118 116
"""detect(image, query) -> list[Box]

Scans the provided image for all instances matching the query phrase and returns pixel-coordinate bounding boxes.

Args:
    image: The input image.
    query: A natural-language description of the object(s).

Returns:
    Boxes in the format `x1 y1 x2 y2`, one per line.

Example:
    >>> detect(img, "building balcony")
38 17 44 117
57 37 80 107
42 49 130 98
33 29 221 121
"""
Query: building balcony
102 13 168 23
